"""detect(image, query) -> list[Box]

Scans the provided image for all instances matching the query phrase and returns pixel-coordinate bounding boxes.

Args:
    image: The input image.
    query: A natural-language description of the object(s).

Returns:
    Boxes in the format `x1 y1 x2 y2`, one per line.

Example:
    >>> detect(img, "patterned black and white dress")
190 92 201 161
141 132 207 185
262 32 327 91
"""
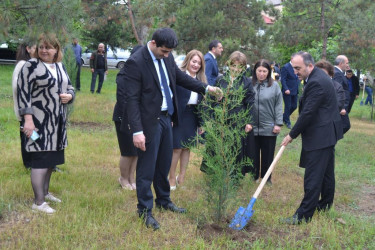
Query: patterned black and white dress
17 58 75 168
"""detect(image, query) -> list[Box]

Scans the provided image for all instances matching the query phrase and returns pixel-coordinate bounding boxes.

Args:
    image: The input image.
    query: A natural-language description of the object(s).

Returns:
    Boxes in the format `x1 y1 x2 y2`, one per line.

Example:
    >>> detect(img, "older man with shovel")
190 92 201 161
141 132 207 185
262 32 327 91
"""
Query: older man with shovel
280 52 343 224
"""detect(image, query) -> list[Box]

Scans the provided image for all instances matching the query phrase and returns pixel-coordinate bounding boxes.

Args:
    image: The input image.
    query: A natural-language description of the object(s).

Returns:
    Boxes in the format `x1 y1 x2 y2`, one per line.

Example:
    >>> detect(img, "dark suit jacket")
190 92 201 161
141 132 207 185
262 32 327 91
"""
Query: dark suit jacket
175 75 204 126
332 80 346 111
333 67 350 109
204 52 219 86
281 62 300 95
289 67 343 151
214 73 255 124
119 46 207 140
347 74 360 96
113 69 128 122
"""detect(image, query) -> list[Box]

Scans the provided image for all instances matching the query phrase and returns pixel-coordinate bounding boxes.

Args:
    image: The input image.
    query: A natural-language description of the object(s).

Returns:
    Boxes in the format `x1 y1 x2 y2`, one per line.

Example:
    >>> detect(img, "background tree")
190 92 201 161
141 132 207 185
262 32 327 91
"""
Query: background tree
0 0 81 44
271 0 375 72
337 0 375 73
125 0 179 45
173 0 278 65
271 0 346 64
81 0 132 50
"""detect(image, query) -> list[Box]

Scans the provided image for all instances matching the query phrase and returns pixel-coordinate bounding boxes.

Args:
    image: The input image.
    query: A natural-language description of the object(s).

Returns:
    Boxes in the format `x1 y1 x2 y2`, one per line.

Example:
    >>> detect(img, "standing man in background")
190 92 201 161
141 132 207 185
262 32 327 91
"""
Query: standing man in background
90 43 108 94
281 55 300 129
204 40 223 85
333 55 351 133
345 69 360 113
71 38 82 91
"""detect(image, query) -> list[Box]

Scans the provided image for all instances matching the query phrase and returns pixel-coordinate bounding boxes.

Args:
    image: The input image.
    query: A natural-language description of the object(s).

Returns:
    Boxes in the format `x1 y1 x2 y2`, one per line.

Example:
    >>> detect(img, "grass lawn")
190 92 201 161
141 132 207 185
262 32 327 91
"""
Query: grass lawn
0 64 374 249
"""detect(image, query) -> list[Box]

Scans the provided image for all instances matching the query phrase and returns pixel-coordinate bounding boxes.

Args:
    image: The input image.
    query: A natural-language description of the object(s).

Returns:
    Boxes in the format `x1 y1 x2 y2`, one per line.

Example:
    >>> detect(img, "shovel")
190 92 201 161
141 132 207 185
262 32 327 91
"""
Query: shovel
229 145 285 230
360 81 366 106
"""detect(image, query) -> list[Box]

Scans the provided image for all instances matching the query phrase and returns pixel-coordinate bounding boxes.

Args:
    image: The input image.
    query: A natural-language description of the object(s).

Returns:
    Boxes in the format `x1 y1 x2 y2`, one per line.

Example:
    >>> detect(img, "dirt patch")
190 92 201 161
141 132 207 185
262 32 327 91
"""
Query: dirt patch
356 184 375 215
336 184 375 218
69 121 113 131
197 218 287 244
0 210 31 233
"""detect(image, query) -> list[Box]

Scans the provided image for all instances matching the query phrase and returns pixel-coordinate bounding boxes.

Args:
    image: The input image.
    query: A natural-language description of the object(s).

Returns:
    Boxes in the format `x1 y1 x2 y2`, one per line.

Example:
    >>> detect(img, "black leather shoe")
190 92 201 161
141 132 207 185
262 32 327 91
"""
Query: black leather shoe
142 214 160 230
280 214 302 225
156 202 187 213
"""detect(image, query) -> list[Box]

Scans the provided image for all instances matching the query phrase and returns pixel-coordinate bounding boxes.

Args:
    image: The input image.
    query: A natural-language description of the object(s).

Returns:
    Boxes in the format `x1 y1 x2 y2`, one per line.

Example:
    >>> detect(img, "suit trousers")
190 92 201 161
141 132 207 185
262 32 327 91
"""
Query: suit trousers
296 146 335 221
75 63 81 90
136 114 172 215
90 68 105 93
347 93 356 114
253 136 277 180
283 93 298 125
341 114 351 134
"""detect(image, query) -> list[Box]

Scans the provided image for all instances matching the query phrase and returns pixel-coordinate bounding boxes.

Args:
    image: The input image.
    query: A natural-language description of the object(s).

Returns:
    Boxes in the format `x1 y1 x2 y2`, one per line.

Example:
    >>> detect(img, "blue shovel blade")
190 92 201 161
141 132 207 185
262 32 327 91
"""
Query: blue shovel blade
229 197 256 230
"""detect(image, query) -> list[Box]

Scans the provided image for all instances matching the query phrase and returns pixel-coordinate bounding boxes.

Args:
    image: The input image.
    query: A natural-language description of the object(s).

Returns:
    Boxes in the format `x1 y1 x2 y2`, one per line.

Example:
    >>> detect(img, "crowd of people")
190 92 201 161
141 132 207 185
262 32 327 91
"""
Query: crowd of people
11 27 369 229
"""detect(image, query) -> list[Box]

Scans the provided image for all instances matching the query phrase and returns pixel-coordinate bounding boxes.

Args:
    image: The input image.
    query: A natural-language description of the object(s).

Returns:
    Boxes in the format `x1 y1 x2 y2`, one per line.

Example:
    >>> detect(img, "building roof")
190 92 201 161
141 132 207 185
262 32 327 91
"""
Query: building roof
262 14 274 24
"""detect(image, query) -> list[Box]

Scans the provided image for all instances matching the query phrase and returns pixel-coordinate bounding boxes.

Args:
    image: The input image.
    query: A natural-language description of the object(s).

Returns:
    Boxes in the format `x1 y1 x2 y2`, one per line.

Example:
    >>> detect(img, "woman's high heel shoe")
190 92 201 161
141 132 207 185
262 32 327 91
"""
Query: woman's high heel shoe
119 177 133 190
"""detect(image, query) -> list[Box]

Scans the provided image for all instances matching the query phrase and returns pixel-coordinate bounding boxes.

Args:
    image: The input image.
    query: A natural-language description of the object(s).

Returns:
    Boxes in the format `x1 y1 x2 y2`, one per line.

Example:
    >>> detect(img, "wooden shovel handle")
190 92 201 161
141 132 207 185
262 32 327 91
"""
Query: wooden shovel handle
253 145 285 199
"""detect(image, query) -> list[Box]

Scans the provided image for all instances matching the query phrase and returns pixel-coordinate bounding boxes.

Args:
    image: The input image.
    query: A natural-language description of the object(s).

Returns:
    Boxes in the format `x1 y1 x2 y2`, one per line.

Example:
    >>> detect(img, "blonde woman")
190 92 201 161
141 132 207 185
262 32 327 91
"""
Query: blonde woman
169 50 207 190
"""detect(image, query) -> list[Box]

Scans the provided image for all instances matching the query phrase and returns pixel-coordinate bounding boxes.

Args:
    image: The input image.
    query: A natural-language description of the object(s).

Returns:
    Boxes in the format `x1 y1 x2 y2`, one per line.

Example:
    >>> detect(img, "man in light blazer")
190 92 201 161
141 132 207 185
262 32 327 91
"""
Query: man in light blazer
281 57 300 128
118 28 221 230
281 52 343 224
204 40 223 85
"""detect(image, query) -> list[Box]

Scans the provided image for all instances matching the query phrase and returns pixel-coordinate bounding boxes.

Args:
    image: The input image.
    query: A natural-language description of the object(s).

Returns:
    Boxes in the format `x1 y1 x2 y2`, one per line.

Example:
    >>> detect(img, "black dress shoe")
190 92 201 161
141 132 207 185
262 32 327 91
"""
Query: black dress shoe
142 214 160 230
156 202 187 213
280 214 302 225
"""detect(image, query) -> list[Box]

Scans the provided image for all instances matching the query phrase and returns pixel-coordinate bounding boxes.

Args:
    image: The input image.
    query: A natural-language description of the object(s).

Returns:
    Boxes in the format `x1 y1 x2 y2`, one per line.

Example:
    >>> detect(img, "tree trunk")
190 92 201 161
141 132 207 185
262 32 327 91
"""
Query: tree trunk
320 0 327 59
126 0 142 45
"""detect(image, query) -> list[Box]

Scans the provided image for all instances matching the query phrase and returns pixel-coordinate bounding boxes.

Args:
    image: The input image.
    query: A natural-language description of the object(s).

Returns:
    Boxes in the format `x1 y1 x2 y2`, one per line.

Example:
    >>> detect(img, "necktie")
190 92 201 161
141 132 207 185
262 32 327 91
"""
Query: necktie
157 59 174 115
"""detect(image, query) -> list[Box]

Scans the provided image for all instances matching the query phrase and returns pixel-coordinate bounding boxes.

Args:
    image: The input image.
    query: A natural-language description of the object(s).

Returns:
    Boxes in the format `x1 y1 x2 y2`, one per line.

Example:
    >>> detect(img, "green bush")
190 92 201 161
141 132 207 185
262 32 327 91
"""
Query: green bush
196 73 252 223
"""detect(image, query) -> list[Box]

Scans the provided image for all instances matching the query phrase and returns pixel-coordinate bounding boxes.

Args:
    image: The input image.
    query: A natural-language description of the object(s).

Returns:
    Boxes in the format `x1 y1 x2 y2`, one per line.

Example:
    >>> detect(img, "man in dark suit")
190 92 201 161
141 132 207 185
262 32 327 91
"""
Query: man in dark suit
345 69 360 113
118 28 221 230
204 40 223 85
281 52 343 224
333 55 351 133
281 56 300 129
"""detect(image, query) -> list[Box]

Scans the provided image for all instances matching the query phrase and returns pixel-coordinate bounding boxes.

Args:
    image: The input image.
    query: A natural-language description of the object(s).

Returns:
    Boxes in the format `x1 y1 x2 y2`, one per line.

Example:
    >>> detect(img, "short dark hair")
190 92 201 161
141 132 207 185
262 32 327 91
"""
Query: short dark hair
252 59 274 87
346 69 353 74
208 40 221 51
293 51 315 66
151 28 178 48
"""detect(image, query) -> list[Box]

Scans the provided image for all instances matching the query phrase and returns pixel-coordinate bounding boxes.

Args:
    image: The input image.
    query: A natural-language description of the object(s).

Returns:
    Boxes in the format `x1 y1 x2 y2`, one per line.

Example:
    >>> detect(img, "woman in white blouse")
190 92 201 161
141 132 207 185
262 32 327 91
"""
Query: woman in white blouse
169 50 207 190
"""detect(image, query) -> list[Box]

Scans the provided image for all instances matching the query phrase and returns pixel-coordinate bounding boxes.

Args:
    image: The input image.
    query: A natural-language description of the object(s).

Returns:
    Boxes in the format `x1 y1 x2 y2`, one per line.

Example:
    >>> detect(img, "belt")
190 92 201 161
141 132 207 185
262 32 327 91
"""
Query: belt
160 110 169 116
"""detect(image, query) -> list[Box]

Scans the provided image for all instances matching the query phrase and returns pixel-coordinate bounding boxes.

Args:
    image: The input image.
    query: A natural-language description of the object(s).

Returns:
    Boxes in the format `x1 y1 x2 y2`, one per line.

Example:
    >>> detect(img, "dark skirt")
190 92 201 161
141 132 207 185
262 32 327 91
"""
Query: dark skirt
30 150 65 169
173 105 199 149
114 121 137 156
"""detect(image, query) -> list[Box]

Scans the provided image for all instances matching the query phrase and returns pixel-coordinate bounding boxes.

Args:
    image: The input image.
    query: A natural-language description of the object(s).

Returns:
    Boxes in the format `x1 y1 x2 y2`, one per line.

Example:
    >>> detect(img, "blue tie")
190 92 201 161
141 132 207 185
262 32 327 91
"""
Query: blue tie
157 59 174 116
